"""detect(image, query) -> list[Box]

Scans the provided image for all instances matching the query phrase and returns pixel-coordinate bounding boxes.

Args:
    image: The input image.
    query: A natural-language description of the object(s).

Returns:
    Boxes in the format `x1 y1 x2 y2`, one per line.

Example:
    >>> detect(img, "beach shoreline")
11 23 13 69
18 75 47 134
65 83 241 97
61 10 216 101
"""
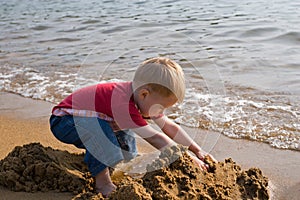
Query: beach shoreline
0 92 299 200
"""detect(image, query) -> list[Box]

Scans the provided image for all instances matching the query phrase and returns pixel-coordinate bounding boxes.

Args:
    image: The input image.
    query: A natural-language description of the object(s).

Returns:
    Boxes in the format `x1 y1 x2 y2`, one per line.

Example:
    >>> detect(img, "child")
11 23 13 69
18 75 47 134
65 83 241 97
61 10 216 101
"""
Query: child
49 57 215 197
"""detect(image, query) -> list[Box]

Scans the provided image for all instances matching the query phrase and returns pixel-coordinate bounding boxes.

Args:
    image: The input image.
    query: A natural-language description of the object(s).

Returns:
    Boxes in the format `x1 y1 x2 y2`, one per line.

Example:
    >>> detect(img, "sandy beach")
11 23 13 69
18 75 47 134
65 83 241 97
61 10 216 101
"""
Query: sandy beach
0 92 299 200
1 0 299 199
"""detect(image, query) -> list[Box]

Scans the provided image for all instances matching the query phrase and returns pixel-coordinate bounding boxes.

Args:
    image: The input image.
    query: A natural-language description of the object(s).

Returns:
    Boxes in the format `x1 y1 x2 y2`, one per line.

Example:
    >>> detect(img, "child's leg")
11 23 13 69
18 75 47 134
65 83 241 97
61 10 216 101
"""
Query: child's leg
115 130 138 161
76 118 126 195
84 150 120 196
51 115 125 196
94 167 116 197
50 115 85 148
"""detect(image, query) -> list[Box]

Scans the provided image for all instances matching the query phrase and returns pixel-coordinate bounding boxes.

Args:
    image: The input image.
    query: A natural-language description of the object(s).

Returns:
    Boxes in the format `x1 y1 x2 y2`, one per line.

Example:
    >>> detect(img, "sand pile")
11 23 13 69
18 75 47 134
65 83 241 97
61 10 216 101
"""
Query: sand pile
0 143 270 200
0 143 93 194
107 145 269 200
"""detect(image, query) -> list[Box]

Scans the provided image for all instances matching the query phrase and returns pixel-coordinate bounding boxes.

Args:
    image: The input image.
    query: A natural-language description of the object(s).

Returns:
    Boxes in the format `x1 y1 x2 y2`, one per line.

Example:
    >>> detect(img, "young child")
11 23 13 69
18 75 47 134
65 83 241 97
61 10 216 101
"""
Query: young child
49 57 215 197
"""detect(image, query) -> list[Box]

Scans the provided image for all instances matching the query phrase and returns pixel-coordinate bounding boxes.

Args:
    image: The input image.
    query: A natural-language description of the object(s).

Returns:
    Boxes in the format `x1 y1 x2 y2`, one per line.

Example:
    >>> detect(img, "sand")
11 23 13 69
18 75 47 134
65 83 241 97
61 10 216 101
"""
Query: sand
108 145 269 200
0 143 269 200
0 92 300 199
0 143 91 193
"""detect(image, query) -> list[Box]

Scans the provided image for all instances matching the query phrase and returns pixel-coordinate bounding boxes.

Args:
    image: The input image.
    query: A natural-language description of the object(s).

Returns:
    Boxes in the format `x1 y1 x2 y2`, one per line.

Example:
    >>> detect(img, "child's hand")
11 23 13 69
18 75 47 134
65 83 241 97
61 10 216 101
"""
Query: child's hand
194 150 217 163
188 150 217 171
190 154 210 171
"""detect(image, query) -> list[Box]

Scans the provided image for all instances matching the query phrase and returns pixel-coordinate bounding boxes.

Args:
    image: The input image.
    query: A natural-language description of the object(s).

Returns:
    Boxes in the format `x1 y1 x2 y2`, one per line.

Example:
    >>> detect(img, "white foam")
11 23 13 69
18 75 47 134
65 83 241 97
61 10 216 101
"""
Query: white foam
1 65 299 150
174 86 300 150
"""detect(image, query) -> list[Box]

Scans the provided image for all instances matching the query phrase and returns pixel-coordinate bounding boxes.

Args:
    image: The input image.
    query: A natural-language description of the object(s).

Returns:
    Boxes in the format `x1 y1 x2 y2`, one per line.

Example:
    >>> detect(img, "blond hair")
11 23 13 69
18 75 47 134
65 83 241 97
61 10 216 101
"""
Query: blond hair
132 57 185 102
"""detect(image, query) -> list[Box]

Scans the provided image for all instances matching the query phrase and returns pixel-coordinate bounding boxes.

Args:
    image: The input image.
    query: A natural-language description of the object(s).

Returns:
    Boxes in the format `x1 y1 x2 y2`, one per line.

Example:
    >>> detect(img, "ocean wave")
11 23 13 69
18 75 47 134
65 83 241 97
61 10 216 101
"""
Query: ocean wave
170 88 300 151
38 38 81 43
1 64 299 151
263 31 300 44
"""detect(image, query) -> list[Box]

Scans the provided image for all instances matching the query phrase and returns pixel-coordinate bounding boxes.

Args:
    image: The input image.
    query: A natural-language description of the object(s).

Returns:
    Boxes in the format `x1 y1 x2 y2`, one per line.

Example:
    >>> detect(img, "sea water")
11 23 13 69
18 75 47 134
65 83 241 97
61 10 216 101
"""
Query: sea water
0 0 299 150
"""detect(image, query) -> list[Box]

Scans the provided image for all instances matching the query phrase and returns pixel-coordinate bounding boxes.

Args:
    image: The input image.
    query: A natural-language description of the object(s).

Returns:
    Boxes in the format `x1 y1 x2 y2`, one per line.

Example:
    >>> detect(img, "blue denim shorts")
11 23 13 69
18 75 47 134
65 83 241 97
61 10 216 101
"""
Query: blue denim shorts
49 115 138 176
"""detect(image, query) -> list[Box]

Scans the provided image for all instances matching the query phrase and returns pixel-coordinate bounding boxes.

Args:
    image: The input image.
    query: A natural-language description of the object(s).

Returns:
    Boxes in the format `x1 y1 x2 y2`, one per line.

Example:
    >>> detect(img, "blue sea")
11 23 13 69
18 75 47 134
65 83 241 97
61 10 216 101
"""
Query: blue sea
0 0 299 150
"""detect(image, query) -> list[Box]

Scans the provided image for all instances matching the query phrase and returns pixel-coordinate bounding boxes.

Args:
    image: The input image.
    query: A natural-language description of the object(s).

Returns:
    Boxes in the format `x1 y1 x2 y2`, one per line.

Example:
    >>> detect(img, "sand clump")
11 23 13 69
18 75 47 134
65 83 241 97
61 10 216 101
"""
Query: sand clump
106 145 269 200
0 143 93 194
0 143 270 199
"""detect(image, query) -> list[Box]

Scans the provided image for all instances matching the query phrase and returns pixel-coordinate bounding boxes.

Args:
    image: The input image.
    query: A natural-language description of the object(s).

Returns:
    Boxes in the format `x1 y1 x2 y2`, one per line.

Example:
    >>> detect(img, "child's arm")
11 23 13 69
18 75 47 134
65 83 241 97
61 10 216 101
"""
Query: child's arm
153 116 217 162
132 125 176 150
133 124 209 170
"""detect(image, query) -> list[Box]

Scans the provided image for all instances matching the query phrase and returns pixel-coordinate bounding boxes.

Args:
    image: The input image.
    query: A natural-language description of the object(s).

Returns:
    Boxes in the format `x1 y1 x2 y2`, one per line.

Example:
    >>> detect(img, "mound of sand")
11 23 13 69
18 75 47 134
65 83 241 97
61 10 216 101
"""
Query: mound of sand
0 143 93 194
0 143 270 200
106 145 269 200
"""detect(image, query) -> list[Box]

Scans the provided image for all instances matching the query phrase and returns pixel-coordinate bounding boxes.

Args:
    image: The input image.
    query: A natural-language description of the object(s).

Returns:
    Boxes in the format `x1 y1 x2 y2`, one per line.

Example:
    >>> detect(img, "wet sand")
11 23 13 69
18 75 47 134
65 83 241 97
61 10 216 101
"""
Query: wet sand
0 92 299 199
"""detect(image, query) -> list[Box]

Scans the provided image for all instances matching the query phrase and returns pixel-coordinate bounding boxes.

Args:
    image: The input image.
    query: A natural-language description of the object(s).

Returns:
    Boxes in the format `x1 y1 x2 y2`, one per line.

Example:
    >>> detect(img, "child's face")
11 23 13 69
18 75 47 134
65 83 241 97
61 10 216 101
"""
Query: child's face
135 89 178 118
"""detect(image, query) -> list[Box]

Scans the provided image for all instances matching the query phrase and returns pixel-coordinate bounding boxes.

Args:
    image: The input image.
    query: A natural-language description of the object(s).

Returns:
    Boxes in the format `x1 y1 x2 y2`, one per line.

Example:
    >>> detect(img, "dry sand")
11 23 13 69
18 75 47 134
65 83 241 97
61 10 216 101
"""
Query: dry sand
0 92 299 199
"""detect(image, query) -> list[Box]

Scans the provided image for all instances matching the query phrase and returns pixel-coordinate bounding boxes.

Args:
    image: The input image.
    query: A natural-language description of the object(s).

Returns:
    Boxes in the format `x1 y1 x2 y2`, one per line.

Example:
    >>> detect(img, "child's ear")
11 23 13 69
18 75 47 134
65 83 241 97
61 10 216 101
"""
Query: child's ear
139 88 150 100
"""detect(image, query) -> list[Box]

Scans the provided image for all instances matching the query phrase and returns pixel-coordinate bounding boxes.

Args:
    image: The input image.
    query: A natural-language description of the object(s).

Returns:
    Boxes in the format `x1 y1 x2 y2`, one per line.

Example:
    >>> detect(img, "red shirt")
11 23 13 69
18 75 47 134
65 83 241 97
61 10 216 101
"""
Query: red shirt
52 82 148 129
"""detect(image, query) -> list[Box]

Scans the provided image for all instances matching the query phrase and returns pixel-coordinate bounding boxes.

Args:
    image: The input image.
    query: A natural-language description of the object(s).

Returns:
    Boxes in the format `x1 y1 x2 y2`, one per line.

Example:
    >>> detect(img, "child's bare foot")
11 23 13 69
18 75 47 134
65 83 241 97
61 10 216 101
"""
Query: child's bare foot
95 168 117 197
96 182 117 197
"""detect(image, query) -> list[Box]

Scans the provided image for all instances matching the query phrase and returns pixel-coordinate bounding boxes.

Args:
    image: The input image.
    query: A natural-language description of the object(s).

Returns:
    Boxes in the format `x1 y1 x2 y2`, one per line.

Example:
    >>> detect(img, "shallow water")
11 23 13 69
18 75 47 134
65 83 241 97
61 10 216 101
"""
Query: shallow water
0 0 299 150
